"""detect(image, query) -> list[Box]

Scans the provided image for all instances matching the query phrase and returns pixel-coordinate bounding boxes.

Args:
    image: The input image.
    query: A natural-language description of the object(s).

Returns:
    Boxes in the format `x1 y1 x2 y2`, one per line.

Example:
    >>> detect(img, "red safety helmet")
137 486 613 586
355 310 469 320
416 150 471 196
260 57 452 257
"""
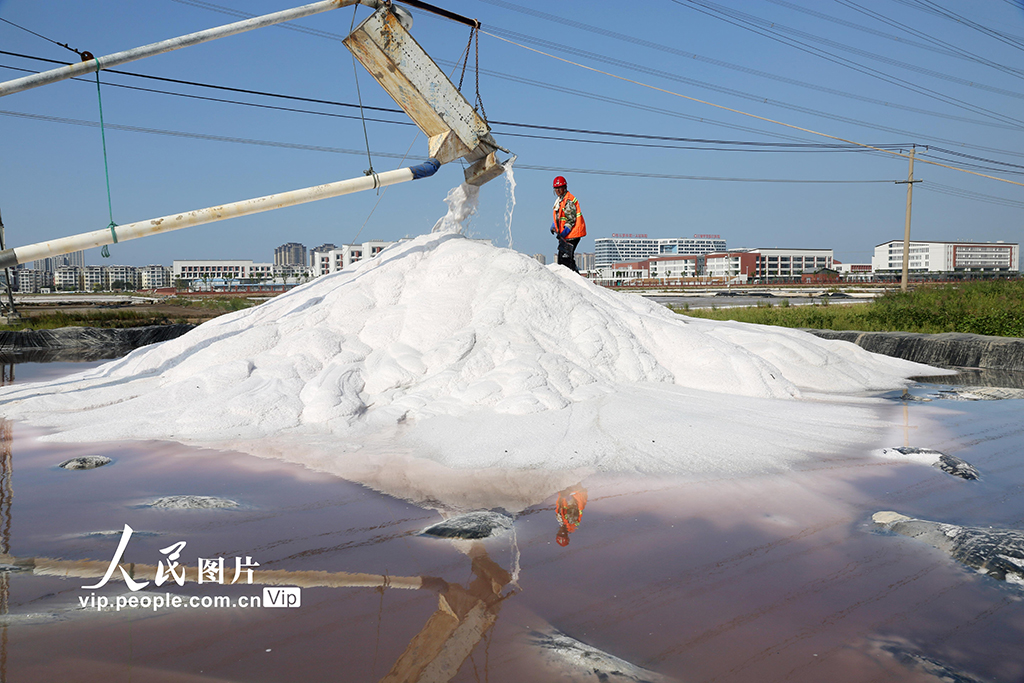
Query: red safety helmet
556 528 570 546
552 176 567 189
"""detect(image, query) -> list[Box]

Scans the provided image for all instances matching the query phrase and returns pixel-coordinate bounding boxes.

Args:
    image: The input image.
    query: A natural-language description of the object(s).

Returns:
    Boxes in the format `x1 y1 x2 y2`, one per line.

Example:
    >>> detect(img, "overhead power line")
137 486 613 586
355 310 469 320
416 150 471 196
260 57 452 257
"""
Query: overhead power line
0 51 911 153
6 48 1024 174
477 0 1024 108
920 181 1024 209
38 1 1014 159
0 108 900 183
900 0 1024 53
671 0 1024 128
481 29 1024 187
761 0 998 63
158 0 1024 154
834 0 1024 81
5 36 1024 173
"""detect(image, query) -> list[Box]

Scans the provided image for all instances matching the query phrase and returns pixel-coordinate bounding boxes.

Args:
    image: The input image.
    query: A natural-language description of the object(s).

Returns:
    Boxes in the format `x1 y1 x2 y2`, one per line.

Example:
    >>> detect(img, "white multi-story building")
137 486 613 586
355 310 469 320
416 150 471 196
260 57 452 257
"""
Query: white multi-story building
172 260 274 285
647 254 702 279
600 247 833 283
872 240 1019 274
14 268 50 293
746 248 833 279
105 265 139 290
272 264 311 283
55 266 82 291
83 266 106 291
139 265 173 289
311 240 394 277
594 235 726 268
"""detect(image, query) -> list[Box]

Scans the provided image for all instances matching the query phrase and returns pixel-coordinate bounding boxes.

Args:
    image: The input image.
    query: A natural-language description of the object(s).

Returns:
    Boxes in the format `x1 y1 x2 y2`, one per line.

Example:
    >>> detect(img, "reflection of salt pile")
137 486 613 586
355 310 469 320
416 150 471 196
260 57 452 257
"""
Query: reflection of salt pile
0 186 944 479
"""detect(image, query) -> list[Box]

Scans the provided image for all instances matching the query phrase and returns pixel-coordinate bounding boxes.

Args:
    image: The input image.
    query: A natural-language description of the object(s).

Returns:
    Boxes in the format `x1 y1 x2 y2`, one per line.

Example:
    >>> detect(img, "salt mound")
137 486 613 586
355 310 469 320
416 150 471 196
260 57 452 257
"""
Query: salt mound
0 189 945 481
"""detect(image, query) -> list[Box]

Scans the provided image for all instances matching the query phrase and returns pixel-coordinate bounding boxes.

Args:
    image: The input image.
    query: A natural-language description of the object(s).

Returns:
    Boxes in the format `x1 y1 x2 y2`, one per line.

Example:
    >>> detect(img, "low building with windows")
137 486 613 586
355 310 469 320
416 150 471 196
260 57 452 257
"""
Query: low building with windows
705 252 760 282
872 240 1019 274
747 248 833 279
836 263 874 281
311 240 394 277
172 260 273 286
648 254 703 279
594 235 727 268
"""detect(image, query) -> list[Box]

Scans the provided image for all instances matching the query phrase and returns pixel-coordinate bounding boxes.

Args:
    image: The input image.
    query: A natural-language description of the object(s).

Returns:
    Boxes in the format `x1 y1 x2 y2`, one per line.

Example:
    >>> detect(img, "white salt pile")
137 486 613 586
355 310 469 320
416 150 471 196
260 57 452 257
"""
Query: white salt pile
0 185 947 485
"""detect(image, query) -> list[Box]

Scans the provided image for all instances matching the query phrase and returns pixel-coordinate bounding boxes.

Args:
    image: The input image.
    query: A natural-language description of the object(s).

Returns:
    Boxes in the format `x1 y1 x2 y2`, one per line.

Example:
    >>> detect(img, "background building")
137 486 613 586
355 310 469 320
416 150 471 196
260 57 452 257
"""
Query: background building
649 254 703 279
105 265 139 290
14 268 50 293
33 250 85 272
705 252 761 281
54 265 82 290
312 240 393 277
595 235 726 268
575 252 595 272
596 247 832 283
836 263 874 281
748 248 833 279
872 240 1020 274
139 265 173 289
173 259 273 286
274 242 307 267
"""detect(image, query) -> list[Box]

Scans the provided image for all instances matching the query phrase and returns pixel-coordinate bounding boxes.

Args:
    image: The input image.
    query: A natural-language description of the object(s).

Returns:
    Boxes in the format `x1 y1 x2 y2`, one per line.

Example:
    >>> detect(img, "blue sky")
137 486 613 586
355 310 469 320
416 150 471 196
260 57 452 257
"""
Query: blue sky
1 0 1022 267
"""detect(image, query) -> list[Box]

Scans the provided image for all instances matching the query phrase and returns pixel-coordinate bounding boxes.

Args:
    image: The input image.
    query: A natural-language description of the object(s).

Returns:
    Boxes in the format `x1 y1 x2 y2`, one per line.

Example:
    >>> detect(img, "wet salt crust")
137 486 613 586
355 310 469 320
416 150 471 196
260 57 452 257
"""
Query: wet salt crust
0 185 947 490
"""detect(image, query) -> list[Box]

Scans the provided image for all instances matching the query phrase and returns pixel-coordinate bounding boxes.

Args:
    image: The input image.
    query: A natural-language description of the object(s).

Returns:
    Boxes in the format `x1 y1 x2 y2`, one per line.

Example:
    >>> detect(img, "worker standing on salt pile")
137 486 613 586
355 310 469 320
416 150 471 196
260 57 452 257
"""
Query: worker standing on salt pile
555 485 588 547
550 175 587 273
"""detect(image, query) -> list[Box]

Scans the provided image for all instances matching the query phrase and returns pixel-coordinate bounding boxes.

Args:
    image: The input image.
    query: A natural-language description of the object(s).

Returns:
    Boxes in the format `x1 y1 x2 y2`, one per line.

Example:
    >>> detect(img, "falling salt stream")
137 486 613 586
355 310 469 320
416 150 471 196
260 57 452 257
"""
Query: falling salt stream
502 157 517 248
430 182 479 235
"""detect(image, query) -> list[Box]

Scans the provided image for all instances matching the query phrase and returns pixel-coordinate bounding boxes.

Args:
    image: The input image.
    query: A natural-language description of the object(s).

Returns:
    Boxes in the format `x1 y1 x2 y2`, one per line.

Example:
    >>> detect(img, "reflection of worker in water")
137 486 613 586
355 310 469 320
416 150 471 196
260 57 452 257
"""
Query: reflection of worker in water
555 485 588 546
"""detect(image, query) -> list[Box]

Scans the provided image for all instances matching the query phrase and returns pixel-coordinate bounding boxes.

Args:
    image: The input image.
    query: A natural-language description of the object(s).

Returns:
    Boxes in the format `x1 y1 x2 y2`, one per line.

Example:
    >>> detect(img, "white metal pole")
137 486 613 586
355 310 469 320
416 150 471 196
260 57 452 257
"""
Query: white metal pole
0 0 376 98
0 161 438 269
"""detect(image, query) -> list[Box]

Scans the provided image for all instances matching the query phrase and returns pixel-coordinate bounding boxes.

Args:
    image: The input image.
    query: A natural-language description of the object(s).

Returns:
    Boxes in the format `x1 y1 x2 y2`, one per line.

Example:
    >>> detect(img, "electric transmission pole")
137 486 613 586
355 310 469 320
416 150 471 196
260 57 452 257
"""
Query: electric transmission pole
896 146 922 293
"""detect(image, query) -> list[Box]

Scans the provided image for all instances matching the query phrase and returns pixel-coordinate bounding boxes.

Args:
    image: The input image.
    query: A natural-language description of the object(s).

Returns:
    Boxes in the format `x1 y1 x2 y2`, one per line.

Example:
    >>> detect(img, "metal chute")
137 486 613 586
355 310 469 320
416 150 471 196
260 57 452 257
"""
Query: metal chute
344 4 507 186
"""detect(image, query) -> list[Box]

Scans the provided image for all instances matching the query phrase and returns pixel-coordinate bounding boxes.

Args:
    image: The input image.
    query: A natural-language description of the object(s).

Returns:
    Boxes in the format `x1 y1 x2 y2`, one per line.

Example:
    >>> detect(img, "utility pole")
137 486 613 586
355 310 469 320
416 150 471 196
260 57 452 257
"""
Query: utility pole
0 208 17 319
895 146 921 293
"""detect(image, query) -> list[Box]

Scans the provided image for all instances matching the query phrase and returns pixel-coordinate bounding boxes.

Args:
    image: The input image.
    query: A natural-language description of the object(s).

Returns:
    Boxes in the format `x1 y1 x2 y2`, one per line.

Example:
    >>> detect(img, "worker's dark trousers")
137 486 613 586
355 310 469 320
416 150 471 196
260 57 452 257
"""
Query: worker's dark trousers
557 237 581 272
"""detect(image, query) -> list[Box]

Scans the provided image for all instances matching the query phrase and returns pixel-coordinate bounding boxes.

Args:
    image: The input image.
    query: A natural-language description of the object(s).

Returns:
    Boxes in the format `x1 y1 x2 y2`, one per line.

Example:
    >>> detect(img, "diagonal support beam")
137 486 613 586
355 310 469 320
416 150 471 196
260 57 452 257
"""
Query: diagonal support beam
0 0 380 98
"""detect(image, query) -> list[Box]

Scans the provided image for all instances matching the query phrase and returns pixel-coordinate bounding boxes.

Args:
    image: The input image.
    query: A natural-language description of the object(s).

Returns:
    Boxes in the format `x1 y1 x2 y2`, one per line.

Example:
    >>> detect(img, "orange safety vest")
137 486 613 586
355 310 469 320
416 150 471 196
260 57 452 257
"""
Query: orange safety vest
555 490 588 533
553 192 587 240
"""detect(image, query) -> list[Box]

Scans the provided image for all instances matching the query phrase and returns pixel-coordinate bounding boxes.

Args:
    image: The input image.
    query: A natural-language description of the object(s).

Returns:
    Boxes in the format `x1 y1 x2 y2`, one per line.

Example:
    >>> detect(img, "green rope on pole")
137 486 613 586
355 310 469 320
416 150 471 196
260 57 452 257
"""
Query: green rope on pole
100 221 118 258
94 58 118 259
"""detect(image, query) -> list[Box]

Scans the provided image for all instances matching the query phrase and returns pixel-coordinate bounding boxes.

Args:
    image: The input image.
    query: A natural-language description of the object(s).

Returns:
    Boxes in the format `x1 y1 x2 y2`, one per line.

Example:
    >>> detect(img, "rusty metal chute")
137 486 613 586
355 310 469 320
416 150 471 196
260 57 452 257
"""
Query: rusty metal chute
344 4 507 186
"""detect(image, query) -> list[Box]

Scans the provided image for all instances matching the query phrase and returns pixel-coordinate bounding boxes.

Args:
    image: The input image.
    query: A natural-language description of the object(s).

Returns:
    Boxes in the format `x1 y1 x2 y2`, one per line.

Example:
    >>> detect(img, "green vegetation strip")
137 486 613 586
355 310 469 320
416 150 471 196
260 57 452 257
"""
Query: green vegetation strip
1 297 259 331
672 280 1024 338
0 311 189 331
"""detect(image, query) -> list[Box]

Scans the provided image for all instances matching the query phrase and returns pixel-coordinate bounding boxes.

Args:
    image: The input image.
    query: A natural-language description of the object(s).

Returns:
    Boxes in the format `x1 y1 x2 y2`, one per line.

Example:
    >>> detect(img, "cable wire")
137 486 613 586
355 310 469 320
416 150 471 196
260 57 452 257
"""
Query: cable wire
480 30 1024 187
0 109 900 183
